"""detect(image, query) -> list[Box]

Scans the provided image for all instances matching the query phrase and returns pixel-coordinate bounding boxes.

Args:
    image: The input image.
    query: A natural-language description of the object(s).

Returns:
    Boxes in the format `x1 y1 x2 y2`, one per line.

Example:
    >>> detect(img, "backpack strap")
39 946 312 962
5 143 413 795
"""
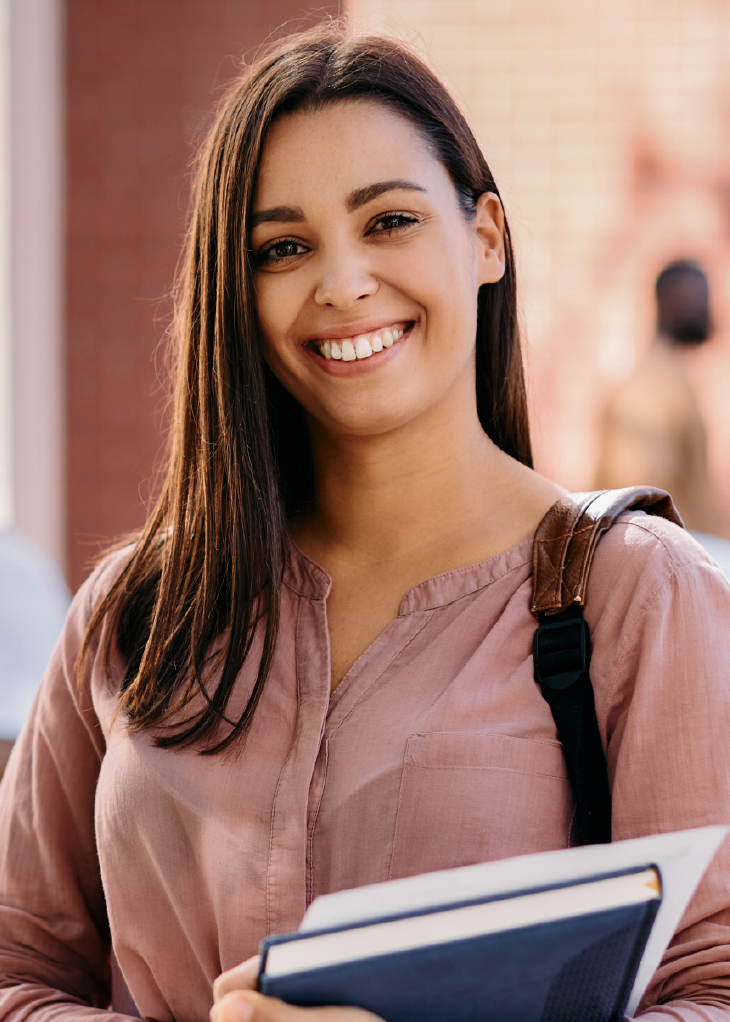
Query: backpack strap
531 486 683 845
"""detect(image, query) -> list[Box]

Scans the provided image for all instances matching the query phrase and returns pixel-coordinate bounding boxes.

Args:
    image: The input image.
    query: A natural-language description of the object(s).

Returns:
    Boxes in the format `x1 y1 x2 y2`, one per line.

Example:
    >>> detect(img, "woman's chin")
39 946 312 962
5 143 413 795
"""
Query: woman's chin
313 403 419 440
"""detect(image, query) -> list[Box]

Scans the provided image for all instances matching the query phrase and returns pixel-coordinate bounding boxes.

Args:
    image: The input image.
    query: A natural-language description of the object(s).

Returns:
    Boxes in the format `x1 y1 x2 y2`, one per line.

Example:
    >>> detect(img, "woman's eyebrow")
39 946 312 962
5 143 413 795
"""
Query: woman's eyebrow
346 179 427 211
251 205 305 229
251 181 427 229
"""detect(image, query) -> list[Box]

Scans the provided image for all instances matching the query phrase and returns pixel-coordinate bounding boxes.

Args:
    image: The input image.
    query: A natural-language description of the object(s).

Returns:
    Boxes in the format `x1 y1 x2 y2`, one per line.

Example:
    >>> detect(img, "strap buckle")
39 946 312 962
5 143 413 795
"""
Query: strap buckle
533 606 592 691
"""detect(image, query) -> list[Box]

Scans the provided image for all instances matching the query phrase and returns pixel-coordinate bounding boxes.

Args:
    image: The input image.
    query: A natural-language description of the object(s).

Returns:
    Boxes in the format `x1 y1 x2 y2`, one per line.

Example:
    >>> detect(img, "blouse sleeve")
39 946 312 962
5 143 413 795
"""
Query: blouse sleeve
0 562 136 1021
587 518 730 1021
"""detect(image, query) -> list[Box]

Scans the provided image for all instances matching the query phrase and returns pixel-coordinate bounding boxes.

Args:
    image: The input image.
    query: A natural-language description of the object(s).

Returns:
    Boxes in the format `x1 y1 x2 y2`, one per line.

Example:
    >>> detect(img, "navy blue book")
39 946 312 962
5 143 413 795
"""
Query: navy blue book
258 828 727 1022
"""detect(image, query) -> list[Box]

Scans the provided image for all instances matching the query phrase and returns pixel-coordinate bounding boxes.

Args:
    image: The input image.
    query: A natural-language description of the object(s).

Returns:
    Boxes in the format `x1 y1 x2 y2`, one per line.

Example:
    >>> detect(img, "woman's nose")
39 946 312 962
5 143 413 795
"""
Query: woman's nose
313 245 379 308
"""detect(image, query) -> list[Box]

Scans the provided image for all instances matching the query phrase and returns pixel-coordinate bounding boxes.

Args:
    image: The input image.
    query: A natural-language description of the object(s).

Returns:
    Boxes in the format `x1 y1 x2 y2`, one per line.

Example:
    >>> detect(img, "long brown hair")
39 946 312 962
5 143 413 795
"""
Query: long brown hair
80 23 532 752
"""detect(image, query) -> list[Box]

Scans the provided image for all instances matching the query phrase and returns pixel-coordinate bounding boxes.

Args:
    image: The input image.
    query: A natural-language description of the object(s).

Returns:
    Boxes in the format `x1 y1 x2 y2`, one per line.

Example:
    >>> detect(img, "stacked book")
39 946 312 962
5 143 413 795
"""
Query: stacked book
259 827 726 1022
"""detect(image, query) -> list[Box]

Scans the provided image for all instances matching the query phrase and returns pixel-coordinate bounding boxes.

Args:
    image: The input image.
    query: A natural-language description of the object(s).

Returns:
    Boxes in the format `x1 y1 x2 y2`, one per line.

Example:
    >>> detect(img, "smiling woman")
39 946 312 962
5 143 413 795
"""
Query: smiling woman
1 21 730 1022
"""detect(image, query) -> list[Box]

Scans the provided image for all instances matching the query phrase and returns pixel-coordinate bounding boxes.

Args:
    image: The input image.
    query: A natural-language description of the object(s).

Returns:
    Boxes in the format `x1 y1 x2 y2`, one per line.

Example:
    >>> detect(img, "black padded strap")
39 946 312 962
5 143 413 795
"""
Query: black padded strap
533 605 611 845
531 487 682 846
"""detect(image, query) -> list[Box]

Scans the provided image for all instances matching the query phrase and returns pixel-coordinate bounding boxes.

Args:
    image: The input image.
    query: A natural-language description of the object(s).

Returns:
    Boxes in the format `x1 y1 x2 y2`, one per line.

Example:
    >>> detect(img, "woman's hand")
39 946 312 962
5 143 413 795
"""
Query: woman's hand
211 957 383 1022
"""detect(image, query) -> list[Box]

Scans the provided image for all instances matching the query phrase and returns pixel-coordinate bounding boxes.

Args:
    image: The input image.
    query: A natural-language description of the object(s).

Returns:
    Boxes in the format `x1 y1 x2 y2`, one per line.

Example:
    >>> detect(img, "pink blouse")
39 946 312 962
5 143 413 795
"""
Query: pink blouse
1 512 730 1022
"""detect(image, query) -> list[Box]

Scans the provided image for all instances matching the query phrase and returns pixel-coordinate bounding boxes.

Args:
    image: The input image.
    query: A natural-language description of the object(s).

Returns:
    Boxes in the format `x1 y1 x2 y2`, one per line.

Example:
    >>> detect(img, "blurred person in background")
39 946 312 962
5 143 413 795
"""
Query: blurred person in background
596 259 717 530
595 259 730 575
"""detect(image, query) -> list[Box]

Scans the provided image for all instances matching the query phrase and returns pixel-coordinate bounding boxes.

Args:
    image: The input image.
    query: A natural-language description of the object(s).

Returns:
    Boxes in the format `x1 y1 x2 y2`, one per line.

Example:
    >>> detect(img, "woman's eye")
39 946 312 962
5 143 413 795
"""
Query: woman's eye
370 212 419 235
257 239 308 265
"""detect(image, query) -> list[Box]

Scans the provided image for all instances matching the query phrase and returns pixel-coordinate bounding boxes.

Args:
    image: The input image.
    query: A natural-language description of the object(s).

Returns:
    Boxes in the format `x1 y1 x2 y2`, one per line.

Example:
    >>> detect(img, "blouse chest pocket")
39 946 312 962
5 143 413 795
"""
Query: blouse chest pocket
388 732 573 880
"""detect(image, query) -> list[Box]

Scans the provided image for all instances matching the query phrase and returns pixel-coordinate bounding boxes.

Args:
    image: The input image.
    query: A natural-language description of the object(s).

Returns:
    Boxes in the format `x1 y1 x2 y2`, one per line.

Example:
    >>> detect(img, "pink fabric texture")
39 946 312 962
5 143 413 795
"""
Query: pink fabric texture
0 512 729 1021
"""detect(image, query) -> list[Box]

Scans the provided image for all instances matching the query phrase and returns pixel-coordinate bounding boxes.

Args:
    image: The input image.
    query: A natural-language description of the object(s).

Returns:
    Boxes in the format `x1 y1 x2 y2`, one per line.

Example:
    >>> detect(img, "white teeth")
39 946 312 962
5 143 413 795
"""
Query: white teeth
355 336 373 358
319 325 407 363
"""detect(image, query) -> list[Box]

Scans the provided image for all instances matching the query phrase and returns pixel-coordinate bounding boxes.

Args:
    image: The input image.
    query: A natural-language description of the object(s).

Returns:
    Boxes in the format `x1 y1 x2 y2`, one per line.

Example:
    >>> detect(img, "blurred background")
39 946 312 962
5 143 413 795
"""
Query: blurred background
2 0 730 743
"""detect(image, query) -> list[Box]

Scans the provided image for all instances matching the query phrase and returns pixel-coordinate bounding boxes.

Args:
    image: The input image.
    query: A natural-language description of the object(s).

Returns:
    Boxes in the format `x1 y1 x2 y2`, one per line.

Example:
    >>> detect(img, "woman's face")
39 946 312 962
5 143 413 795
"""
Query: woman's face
251 99 505 439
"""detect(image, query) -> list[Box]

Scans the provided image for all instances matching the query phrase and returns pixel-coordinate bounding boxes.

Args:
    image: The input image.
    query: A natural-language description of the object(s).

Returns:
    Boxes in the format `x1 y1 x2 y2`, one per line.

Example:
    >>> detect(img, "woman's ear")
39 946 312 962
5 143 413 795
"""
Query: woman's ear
474 192 505 286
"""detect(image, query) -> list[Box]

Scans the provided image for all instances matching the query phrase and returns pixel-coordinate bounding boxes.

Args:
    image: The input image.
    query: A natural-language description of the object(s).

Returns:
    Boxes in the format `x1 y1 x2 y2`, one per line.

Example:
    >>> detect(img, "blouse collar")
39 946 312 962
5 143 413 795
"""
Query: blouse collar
283 533 533 614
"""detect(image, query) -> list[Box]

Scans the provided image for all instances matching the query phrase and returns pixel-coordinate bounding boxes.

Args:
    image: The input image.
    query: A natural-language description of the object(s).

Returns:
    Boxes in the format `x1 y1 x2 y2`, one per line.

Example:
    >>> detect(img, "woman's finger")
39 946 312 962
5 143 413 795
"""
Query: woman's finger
210 990 382 1022
213 956 261 1002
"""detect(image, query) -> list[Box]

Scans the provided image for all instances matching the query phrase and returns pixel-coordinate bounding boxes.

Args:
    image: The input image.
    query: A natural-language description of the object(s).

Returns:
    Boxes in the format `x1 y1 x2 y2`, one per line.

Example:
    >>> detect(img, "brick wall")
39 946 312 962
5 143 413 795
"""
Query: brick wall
347 0 730 532
65 1 339 590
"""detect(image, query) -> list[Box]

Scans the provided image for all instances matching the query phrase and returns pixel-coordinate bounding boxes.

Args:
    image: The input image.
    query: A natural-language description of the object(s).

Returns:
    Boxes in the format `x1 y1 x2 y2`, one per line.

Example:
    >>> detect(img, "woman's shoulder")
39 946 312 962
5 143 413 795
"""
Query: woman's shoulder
593 510 720 577
67 542 138 636
585 509 729 632
583 511 730 723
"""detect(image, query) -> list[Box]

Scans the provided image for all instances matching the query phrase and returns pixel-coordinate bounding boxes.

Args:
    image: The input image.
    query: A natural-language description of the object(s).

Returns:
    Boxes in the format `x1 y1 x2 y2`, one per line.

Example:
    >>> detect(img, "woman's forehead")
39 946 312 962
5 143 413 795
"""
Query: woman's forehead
253 99 442 210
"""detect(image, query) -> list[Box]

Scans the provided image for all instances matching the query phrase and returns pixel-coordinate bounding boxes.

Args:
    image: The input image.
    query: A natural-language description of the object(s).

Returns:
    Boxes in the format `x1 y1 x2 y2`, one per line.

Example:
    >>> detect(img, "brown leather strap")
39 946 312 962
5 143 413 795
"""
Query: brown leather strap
532 486 684 617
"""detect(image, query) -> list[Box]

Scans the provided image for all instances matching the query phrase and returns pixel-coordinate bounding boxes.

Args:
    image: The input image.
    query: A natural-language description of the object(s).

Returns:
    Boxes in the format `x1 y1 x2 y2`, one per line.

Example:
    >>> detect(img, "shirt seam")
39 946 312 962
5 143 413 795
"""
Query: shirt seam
266 595 305 935
611 518 686 570
408 731 563 750
282 575 328 600
306 736 329 907
402 763 568 779
602 557 682 719
327 611 437 739
400 555 532 615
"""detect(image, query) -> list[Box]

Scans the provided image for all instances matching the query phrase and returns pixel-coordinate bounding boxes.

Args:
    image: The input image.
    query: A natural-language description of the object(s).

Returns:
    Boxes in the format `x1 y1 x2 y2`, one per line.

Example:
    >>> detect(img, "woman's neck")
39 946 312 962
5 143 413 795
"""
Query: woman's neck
290 384 562 576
